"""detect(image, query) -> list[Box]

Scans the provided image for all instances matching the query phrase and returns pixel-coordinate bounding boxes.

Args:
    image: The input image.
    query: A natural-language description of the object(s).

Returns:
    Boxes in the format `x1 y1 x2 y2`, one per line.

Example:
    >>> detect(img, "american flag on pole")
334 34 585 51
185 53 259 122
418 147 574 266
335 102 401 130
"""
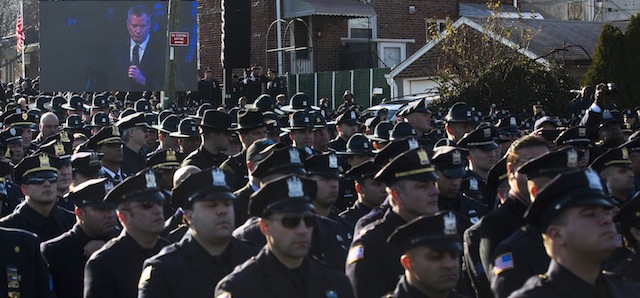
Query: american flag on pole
16 13 25 52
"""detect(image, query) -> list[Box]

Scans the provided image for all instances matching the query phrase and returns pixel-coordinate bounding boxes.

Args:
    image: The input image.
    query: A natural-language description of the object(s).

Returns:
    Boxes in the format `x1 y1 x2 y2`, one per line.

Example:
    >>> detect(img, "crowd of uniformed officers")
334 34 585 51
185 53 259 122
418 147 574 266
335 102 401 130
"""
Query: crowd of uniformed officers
2 79 640 298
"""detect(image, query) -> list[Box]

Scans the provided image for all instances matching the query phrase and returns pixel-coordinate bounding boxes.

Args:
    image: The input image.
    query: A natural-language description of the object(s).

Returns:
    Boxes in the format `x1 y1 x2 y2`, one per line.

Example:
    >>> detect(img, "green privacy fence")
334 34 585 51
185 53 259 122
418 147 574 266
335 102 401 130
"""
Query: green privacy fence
287 68 391 109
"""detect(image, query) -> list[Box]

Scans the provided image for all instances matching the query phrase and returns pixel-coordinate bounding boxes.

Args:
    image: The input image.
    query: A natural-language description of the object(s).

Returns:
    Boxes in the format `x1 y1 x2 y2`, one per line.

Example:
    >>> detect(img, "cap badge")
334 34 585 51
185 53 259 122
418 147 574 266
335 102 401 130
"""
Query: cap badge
112 126 120 136
350 111 356 120
16 108 22 114
289 148 301 163
622 147 629 160
211 168 227 186
89 153 100 166
509 117 517 126
287 176 304 197
39 154 51 167
452 150 462 165
443 212 457 235
329 154 338 169
9 128 16 136
60 131 70 142
469 177 479 190
53 142 65 156
363 142 369 149
566 148 578 168
166 149 177 161
417 148 429 165
145 171 157 188
104 180 114 192
408 138 419 149
466 111 472 117
21 113 28 121
578 127 586 137
483 128 491 138
304 117 309 123
585 169 602 190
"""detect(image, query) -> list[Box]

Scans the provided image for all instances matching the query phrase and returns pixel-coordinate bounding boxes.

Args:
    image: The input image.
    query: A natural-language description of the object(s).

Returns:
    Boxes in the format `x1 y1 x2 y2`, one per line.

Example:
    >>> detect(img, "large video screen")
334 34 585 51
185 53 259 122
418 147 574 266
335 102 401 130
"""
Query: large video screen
40 1 198 92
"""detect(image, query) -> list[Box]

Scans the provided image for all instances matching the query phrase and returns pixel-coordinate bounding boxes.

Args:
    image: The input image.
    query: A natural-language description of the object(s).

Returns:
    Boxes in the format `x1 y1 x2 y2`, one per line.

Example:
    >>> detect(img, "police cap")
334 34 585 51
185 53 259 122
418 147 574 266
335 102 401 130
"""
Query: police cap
248 174 316 217
104 169 166 205
387 211 465 252
375 147 438 185
524 169 614 230
67 178 117 210
172 167 236 209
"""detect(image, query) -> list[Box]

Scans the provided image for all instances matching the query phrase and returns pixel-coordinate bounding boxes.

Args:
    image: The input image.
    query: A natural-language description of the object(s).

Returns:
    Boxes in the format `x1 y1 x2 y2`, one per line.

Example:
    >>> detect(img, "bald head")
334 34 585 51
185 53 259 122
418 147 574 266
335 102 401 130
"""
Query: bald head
40 112 59 140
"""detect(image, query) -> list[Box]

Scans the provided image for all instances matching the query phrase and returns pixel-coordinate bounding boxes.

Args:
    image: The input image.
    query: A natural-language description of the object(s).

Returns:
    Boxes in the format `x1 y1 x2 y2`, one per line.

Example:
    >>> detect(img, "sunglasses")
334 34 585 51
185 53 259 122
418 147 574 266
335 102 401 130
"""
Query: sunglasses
271 213 315 229
25 176 58 185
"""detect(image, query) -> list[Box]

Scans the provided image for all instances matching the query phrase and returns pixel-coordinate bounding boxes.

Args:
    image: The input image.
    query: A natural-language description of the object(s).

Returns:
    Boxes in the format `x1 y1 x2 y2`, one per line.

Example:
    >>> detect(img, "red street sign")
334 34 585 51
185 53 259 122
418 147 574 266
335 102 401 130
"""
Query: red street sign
169 32 189 46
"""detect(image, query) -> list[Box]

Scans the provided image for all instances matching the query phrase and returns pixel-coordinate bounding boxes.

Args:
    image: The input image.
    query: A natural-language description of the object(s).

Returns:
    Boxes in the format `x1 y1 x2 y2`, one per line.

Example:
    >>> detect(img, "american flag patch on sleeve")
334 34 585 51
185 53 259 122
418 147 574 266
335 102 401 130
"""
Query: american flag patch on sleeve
493 252 514 276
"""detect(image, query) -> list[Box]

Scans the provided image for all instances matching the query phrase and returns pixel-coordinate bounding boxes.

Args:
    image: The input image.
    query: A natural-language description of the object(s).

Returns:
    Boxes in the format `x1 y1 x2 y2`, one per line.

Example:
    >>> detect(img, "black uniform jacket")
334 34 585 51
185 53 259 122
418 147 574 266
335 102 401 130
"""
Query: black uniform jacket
181 146 228 169
121 145 147 176
386 275 467 298
509 260 640 298
215 247 354 298
138 232 260 298
220 150 248 192
41 223 118 298
346 209 406 298
491 225 550 298
0 201 75 241
83 231 168 298
477 194 528 279
0 227 55 298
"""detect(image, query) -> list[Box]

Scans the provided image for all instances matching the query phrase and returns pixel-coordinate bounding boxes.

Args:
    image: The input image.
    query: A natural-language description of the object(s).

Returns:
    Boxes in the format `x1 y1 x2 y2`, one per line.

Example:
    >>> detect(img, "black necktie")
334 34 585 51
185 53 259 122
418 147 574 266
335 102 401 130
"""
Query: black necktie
132 45 140 65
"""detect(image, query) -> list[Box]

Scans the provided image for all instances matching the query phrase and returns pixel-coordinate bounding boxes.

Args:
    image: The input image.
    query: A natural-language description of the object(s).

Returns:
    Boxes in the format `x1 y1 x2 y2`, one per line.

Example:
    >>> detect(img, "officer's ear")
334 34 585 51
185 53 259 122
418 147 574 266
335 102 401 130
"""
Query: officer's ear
20 184 29 196
258 217 269 236
400 254 412 271
354 181 364 195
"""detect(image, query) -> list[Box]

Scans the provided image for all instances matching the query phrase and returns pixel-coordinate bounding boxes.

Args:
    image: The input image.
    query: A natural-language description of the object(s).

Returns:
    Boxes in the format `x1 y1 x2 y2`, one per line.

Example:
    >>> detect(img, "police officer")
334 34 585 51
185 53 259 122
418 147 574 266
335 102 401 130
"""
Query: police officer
607 192 640 282
197 67 223 107
490 146 583 298
457 124 500 208
70 152 106 189
116 112 151 176
330 109 360 152
0 227 56 297
463 134 549 296
221 109 273 191
346 147 440 298
138 168 260 297
84 169 169 298
510 169 640 297
283 110 317 156
335 133 373 210
386 211 468 298
0 153 75 241
233 146 349 271
444 102 475 143
431 146 489 225
554 125 594 168
41 178 119 298
339 161 386 228
182 110 232 169
399 98 438 149
169 117 201 155
150 114 180 154
215 175 354 298
590 147 635 205
86 126 125 182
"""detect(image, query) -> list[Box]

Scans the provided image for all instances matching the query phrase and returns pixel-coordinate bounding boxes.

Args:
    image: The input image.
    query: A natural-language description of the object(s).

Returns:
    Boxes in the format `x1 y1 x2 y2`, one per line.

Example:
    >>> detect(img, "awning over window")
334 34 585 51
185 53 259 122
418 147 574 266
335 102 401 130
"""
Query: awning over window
284 0 376 18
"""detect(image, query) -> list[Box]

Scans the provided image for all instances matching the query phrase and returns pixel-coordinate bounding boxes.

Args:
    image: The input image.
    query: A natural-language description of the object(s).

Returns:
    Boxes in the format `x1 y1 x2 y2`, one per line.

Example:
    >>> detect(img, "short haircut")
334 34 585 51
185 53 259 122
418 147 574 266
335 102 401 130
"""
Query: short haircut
506 135 550 165
128 5 152 20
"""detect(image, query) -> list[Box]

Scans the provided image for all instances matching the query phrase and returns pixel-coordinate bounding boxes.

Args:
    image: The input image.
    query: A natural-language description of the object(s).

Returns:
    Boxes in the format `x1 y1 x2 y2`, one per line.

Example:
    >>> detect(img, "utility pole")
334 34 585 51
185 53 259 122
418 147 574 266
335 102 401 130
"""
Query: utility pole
163 0 180 108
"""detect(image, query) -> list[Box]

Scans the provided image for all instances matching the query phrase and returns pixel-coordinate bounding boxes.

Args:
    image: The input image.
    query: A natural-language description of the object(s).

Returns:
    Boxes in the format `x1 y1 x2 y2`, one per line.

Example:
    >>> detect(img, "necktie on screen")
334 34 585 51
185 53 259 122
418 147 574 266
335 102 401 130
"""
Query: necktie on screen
132 45 140 65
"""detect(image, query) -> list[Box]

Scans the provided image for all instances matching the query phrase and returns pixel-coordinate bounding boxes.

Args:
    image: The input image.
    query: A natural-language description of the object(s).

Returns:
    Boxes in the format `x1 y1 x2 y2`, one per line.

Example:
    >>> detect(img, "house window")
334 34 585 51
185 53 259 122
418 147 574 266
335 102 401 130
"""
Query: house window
348 16 377 38
426 19 446 39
